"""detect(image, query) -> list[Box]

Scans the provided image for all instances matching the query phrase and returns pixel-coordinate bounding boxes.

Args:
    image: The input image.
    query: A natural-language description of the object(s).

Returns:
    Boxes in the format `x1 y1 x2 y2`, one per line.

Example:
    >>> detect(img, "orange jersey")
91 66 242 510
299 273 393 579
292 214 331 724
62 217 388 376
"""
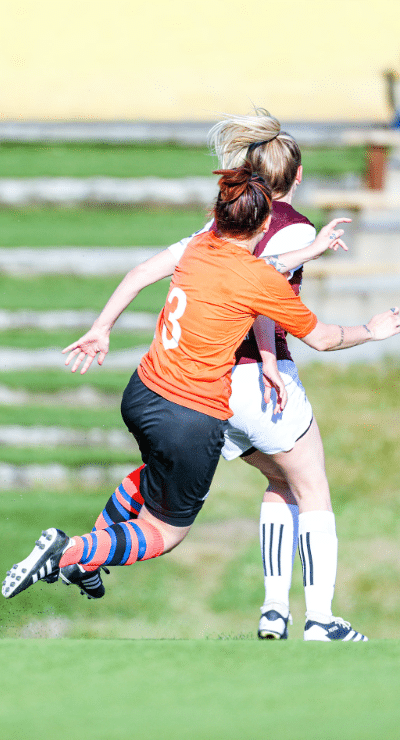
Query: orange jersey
138 232 317 419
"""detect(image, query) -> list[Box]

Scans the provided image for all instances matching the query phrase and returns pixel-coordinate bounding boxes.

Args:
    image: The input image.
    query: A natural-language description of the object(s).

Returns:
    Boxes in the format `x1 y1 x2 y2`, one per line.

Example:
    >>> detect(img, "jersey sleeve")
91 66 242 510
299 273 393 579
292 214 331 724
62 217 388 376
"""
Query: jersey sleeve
259 222 316 257
252 261 317 338
168 220 214 261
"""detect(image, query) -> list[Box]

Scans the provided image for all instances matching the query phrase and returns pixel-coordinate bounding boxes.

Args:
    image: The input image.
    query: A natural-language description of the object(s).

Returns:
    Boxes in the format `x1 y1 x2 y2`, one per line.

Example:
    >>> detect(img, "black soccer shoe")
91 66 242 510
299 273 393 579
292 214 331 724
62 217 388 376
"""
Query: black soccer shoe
60 564 109 599
258 609 290 640
2 528 70 599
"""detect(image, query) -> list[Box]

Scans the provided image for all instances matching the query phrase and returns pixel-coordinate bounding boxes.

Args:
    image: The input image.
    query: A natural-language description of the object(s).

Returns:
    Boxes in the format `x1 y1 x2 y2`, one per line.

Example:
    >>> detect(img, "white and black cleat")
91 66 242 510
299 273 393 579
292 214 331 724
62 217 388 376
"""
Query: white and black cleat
60 563 108 599
304 616 368 641
258 609 290 640
2 528 70 599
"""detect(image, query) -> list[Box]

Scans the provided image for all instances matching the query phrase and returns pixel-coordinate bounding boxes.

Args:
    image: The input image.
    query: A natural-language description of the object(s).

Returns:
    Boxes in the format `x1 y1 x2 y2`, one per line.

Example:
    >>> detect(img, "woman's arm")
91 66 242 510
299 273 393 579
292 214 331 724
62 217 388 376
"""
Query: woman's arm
62 248 178 374
253 315 288 413
63 220 215 374
301 308 400 351
263 217 351 275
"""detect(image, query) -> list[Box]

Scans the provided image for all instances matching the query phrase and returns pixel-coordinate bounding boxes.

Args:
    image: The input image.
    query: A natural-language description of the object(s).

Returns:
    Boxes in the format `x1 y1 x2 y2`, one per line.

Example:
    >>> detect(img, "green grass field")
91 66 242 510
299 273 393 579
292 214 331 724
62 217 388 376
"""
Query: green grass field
1 639 399 740
0 140 399 738
2 357 400 643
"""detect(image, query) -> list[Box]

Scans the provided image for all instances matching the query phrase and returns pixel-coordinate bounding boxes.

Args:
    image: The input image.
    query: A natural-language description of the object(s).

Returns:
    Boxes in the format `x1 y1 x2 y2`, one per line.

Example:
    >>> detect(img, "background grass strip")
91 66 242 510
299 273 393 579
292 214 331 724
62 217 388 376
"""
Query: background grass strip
0 141 366 178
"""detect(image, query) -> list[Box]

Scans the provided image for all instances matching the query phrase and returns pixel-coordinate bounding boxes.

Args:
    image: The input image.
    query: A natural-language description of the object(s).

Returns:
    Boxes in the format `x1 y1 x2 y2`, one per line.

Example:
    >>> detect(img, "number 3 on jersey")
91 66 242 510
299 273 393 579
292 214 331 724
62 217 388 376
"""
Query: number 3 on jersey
162 287 187 349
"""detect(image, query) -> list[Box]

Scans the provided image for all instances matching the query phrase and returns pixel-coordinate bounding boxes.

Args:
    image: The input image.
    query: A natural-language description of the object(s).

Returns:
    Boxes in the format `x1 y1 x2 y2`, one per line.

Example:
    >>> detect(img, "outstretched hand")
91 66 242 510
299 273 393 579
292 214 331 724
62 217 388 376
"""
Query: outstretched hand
311 217 352 258
62 327 110 374
367 307 400 341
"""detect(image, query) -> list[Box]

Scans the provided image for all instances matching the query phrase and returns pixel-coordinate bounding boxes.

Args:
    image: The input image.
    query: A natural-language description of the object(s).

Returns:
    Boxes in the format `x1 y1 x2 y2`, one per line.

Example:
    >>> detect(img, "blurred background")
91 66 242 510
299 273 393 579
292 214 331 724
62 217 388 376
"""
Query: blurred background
1 0 400 640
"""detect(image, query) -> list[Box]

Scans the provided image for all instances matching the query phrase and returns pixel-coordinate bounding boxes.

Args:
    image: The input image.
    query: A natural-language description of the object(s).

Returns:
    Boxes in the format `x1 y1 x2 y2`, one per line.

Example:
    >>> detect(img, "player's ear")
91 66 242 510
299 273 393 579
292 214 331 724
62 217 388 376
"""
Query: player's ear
262 214 272 233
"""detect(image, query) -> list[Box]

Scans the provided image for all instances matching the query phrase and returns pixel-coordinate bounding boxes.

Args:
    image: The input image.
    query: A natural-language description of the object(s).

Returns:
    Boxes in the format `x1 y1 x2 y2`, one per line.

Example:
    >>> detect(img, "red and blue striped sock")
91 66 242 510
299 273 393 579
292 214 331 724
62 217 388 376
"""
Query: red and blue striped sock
59 518 164 569
93 465 145 530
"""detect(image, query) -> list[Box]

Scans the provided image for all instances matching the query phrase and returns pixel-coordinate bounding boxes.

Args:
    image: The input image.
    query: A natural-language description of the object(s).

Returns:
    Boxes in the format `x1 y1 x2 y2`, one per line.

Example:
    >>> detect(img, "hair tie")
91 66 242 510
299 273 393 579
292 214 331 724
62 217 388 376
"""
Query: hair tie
247 134 279 154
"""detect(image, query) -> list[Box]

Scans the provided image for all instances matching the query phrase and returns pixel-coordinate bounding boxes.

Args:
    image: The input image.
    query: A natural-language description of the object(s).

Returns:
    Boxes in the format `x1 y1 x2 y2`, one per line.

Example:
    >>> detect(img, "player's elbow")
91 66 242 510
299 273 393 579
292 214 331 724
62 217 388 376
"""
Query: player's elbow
301 323 335 352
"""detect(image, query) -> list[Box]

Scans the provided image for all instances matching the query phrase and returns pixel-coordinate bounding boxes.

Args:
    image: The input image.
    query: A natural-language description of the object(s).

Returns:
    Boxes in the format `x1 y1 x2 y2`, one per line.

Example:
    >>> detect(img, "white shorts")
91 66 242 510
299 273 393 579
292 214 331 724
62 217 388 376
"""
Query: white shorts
222 360 313 460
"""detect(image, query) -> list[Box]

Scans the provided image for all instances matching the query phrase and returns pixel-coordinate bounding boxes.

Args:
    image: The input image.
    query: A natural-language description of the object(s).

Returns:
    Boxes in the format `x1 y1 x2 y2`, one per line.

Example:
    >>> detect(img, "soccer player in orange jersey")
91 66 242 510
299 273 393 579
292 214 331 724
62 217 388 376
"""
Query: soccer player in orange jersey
4 163 399 642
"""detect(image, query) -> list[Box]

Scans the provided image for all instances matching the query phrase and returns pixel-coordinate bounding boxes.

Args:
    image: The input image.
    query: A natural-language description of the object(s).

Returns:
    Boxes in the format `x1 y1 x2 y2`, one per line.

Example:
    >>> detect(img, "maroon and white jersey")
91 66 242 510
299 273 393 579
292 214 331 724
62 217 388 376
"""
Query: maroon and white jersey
168 202 316 364
235 201 315 364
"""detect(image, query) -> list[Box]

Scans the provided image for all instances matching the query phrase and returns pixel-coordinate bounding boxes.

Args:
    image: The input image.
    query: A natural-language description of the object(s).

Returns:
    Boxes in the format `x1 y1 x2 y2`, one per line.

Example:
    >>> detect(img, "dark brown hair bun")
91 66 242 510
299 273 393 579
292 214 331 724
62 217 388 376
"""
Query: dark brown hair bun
213 162 272 238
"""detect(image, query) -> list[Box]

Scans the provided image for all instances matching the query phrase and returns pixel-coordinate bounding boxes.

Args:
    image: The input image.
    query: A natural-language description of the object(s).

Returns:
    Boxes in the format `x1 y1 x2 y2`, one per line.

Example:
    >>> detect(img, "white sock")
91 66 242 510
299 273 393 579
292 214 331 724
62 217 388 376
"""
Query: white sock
298 510 338 623
259 502 299 618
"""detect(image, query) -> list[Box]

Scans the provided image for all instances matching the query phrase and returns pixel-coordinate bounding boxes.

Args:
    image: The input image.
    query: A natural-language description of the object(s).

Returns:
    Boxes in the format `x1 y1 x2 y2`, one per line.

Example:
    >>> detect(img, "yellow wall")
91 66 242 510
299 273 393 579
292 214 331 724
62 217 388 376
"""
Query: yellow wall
1 0 400 121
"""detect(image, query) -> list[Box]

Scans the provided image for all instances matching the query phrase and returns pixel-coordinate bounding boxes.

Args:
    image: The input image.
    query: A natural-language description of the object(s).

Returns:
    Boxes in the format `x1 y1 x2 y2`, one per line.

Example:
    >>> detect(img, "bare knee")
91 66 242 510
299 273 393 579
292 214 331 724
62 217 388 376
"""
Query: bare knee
241 449 297 505
138 505 191 553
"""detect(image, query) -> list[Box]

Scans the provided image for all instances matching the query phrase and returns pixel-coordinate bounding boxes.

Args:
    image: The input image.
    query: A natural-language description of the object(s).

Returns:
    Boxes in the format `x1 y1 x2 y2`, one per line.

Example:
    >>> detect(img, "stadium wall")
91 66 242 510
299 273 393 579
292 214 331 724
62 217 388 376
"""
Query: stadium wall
1 0 400 122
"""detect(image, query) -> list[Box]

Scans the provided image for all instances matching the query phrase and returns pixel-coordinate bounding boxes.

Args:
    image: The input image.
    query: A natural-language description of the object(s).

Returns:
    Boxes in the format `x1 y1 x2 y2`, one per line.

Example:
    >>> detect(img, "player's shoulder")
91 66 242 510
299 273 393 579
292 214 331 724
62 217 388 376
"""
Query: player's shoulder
255 202 315 258
244 249 293 287
272 201 314 228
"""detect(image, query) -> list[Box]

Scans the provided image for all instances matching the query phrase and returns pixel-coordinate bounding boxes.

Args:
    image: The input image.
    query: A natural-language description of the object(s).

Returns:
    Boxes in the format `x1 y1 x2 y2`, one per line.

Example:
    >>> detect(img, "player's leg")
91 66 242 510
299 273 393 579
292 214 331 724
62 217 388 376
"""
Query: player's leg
241 449 298 639
59 464 146 599
93 465 145 530
2 511 190 600
223 361 308 639
59 504 189 568
3 372 225 600
269 418 367 641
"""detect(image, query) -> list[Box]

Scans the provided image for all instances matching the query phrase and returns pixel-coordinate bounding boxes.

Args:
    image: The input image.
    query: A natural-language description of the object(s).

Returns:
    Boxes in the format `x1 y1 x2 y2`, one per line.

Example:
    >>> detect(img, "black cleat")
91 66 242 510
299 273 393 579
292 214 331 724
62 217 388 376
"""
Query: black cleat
2 528 70 599
60 564 108 599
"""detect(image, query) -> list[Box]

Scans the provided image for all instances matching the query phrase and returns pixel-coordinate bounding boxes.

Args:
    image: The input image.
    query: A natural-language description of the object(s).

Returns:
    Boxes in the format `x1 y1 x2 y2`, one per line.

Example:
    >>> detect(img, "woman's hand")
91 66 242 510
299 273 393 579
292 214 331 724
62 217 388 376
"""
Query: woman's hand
261 354 288 414
62 326 110 374
367 307 400 341
264 217 352 275
310 217 351 258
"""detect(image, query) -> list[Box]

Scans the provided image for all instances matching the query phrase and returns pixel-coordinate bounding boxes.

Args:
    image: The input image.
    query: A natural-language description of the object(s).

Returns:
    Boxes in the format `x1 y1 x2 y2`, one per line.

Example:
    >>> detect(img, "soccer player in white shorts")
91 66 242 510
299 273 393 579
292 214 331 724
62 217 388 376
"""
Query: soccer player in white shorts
53 110 382 641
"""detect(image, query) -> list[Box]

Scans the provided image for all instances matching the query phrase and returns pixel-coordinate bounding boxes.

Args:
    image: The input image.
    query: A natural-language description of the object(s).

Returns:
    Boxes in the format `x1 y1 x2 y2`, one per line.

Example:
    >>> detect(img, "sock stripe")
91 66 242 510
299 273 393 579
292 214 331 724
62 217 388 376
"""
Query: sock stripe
105 496 130 524
107 524 129 566
277 524 284 577
269 522 274 576
262 522 286 577
128 521 147 560
299 533 307 586
117 483 142 514
306 531 314 586
92 513 108 532
120 523 133 565
261 523 267 577
104 527 118 565
299 532 314 587
99 508 115 527
80 532 98 565
81 536 90 564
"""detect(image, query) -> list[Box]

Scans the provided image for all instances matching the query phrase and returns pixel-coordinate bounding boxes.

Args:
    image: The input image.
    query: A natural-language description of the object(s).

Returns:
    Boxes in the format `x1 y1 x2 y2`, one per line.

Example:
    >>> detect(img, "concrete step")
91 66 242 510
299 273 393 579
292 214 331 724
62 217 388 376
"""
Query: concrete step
0 346 147 371
0 309 157 331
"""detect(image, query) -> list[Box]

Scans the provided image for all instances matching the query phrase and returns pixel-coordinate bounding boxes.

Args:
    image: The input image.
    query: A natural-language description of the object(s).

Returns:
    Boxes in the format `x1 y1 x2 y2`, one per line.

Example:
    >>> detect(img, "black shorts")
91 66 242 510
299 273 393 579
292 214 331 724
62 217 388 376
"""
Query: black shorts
121 371 226 527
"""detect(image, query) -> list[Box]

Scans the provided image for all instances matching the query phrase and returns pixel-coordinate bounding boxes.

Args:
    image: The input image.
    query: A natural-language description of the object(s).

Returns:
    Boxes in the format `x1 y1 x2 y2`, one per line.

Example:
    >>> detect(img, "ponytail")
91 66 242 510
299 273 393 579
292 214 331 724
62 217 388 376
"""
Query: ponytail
213 162 272 238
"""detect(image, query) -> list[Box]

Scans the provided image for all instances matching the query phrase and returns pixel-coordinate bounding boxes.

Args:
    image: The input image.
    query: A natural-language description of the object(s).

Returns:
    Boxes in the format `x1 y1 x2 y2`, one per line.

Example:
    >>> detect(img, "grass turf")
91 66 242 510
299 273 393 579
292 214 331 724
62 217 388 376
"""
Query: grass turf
0 368 132 393
0 206 208 246
0 205 326 246
0 141 366 178
0 273 170 311
0 328 155 350
0 639 399 740
0 403 128 429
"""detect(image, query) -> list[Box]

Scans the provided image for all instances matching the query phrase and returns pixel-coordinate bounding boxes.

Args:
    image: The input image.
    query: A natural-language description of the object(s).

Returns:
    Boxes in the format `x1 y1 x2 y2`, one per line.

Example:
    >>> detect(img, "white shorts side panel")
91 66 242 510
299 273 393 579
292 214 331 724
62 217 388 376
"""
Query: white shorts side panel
222 360 313 460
